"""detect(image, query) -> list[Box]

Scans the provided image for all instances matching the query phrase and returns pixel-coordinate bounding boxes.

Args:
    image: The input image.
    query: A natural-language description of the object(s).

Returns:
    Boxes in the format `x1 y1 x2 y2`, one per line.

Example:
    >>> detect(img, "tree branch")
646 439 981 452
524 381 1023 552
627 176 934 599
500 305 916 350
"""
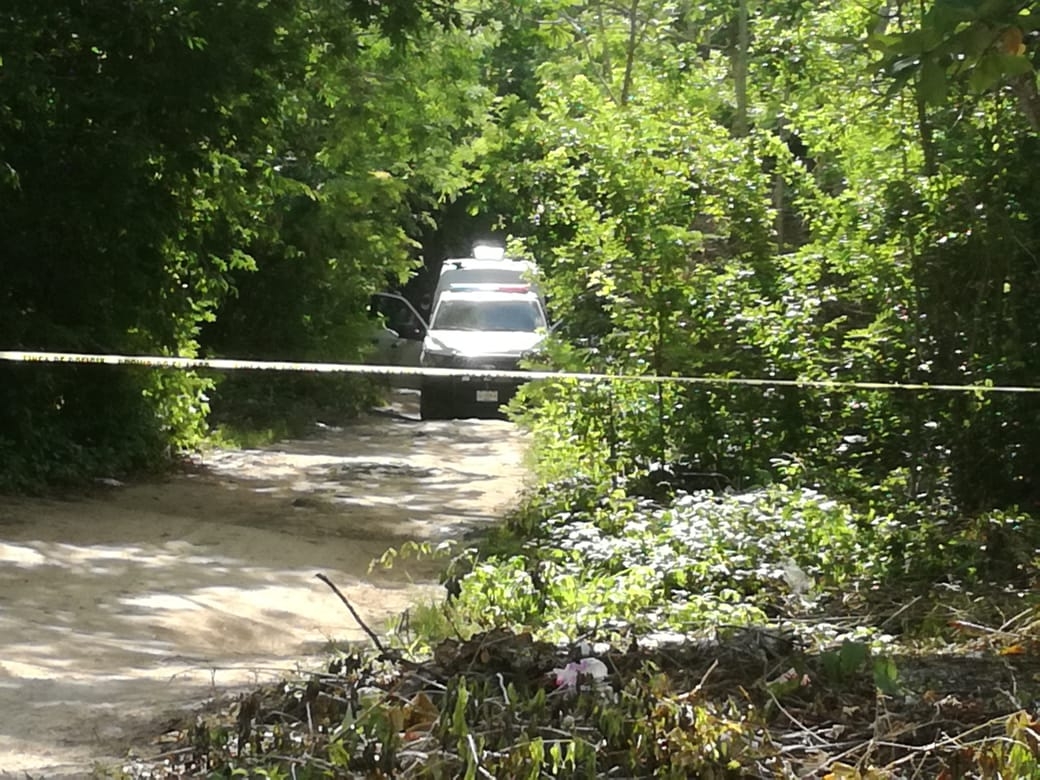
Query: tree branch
620 0 641 106
315 572 388 656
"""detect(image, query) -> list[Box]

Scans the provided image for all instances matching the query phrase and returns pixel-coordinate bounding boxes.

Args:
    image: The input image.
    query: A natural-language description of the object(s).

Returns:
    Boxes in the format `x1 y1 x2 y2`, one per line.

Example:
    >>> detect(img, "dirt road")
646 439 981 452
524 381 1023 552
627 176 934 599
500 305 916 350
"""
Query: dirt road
0 392 528 777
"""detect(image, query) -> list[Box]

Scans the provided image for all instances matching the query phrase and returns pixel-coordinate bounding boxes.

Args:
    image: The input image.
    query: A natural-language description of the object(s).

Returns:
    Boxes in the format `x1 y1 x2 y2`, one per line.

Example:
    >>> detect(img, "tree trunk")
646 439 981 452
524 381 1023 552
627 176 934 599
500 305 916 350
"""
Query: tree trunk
733 0 749 136
620 0 641 106
1011 73 1040 133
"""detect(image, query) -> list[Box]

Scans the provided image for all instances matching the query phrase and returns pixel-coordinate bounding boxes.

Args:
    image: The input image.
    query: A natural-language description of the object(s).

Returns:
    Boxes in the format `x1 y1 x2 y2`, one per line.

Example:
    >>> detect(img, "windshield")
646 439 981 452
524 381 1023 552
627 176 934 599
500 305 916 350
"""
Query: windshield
431 298 546 332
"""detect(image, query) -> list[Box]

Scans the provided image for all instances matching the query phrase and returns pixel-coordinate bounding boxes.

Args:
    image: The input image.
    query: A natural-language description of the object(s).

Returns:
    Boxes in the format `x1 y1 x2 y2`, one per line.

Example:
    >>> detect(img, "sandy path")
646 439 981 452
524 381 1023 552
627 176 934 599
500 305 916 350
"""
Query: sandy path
0 392 528 777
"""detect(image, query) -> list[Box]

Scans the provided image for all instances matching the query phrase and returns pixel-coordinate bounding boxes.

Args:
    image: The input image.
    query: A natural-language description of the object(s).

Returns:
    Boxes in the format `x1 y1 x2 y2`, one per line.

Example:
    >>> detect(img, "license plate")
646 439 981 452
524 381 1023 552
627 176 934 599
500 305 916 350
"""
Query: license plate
476 390 499 403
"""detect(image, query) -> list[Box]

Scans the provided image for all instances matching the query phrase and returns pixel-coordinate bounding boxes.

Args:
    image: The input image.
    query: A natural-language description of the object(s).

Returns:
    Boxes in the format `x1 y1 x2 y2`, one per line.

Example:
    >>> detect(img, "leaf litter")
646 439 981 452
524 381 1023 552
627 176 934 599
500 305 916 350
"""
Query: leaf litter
122 591 1040 779
118 480 1040 779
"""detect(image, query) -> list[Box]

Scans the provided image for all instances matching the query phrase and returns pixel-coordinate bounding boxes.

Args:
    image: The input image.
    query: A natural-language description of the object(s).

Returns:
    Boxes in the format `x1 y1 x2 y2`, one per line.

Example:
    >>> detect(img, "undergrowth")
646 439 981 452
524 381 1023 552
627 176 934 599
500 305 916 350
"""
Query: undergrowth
206 373 384 448
127 472 1040 779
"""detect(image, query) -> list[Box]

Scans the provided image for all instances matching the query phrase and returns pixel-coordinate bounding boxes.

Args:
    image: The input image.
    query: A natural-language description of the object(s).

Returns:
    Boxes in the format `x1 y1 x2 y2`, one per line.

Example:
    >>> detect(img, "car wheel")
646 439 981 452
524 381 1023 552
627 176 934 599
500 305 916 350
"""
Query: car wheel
420 387 452 420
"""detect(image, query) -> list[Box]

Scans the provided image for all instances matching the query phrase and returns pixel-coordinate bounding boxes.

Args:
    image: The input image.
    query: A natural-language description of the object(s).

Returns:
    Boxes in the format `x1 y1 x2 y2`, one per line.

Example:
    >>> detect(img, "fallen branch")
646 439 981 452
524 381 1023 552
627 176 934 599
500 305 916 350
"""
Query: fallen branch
315 572 388 656
694 658 719 694
879 595 922 630
949 619 1023 639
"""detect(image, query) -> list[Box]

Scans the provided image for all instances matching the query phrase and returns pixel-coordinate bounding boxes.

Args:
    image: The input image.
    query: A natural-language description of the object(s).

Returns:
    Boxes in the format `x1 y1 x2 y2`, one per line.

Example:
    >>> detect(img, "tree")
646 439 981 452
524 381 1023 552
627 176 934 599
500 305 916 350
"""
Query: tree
871 0 1040 130
0 0 460 488
489 0 1040 515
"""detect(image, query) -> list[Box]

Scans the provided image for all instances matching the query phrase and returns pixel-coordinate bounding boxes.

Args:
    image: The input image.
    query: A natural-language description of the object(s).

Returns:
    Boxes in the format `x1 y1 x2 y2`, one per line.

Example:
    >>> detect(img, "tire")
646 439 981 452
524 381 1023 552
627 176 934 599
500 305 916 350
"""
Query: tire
420 387 452 420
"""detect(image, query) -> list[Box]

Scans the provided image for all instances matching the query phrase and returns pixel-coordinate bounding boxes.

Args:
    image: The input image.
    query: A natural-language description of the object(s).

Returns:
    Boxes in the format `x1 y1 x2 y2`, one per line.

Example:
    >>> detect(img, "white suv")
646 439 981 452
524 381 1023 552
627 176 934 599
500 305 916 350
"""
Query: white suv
419 288 547 419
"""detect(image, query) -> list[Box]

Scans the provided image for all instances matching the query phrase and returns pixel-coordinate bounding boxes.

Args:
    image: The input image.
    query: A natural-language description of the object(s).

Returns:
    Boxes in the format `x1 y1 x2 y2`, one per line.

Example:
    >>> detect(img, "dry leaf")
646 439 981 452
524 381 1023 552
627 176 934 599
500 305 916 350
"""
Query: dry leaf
823 761 862 779
1000 27 1027 56
404 691 440 730
1000 643 1028 656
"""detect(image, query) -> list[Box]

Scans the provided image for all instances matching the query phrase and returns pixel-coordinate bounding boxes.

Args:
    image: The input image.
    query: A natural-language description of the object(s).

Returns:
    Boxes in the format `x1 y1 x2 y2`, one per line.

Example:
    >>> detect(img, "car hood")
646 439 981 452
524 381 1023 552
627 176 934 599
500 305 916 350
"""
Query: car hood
424 329 544 357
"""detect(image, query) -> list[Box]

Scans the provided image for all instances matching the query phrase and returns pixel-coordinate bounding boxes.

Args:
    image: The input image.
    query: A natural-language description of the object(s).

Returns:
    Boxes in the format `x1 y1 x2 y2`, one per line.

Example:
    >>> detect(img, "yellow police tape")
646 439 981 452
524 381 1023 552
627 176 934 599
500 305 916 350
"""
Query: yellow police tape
1 349 1038 395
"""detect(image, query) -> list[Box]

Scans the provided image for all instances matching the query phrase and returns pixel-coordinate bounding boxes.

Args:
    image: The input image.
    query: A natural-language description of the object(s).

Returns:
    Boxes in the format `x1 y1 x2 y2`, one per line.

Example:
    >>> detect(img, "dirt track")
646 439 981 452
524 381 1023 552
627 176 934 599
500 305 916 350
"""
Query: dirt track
0 391 528 777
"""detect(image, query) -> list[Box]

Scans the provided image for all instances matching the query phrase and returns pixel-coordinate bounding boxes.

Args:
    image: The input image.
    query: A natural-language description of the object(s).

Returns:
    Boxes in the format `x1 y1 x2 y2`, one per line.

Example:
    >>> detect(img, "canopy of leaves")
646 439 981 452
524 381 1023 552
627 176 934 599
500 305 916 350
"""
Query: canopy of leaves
474 0 1040 519
0 0 481 487
870 0 1039 123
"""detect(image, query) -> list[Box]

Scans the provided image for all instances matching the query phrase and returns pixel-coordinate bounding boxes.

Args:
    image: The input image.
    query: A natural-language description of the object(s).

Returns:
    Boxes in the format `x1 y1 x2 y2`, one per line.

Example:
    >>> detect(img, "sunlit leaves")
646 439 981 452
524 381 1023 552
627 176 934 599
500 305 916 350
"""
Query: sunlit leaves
0 0 472 486
869 0 1038 113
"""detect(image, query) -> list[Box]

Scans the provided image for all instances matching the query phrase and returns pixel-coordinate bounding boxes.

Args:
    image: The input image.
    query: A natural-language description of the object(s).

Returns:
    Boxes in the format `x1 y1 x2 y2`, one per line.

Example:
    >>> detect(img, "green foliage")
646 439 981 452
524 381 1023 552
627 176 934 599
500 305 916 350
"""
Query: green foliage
6 0 1039 517
431 472 1040 666
206 373 381 447
869 0 1039 114
15 1 1040 776
483 0 1040 532
0 0 486 487
445 485 890 641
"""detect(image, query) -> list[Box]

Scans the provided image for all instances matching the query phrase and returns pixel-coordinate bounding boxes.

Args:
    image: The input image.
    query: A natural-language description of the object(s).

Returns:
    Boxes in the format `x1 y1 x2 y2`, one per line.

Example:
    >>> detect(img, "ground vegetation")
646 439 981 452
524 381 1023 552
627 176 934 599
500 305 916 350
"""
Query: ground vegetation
4 0 1040 776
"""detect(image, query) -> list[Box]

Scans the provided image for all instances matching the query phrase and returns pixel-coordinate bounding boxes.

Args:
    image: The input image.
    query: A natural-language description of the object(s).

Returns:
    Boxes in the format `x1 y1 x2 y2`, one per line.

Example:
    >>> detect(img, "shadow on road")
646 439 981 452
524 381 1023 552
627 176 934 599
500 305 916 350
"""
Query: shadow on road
0 395 528 776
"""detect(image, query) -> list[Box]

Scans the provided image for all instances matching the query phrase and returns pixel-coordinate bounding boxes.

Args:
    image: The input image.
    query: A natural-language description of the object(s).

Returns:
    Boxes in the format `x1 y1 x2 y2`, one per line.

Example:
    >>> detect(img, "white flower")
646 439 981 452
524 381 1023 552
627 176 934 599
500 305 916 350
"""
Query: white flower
553 657 609 689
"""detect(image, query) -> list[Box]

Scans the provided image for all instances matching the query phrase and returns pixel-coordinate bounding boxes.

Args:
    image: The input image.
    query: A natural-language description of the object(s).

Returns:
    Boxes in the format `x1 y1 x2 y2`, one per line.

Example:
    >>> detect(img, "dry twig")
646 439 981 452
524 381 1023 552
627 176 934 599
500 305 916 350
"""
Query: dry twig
315 572 389 656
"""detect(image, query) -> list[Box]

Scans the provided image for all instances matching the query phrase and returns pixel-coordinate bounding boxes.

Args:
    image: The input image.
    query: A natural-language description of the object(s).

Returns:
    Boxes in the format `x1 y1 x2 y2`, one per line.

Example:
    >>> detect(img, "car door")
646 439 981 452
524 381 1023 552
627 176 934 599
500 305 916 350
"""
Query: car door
367 293 425 389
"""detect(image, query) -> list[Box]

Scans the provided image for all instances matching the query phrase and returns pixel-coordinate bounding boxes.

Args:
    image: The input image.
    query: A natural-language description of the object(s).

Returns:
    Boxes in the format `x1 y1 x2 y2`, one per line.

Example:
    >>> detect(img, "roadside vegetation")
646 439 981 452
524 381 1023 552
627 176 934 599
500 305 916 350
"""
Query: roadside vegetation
5 0 1040 777
127 481 1040 779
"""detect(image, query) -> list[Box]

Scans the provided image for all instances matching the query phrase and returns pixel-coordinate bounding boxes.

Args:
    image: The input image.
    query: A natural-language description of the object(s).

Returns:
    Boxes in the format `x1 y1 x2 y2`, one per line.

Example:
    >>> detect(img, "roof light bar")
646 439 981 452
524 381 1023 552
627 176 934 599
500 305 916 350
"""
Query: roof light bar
472 243 506 261
448 282 532 293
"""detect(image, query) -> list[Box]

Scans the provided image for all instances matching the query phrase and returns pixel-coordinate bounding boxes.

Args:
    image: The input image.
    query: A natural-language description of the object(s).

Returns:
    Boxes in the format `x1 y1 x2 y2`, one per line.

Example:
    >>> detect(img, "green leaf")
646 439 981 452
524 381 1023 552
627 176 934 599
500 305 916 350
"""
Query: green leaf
328 740 350 767
969 51 1008 92
452 680 470 737
864 32 899 52
919 58 949 105
994 52 1036 78
839 640 871 672
881 67 917 100
961 21 999 59
888 28 941 56
925 0 981 33
873 656 902 695
826 33 869 46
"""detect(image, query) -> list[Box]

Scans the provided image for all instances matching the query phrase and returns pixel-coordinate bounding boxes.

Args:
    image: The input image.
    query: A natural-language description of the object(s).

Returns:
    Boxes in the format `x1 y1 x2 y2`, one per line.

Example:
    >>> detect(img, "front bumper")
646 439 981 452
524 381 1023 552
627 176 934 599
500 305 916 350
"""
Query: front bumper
420 356 526 406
